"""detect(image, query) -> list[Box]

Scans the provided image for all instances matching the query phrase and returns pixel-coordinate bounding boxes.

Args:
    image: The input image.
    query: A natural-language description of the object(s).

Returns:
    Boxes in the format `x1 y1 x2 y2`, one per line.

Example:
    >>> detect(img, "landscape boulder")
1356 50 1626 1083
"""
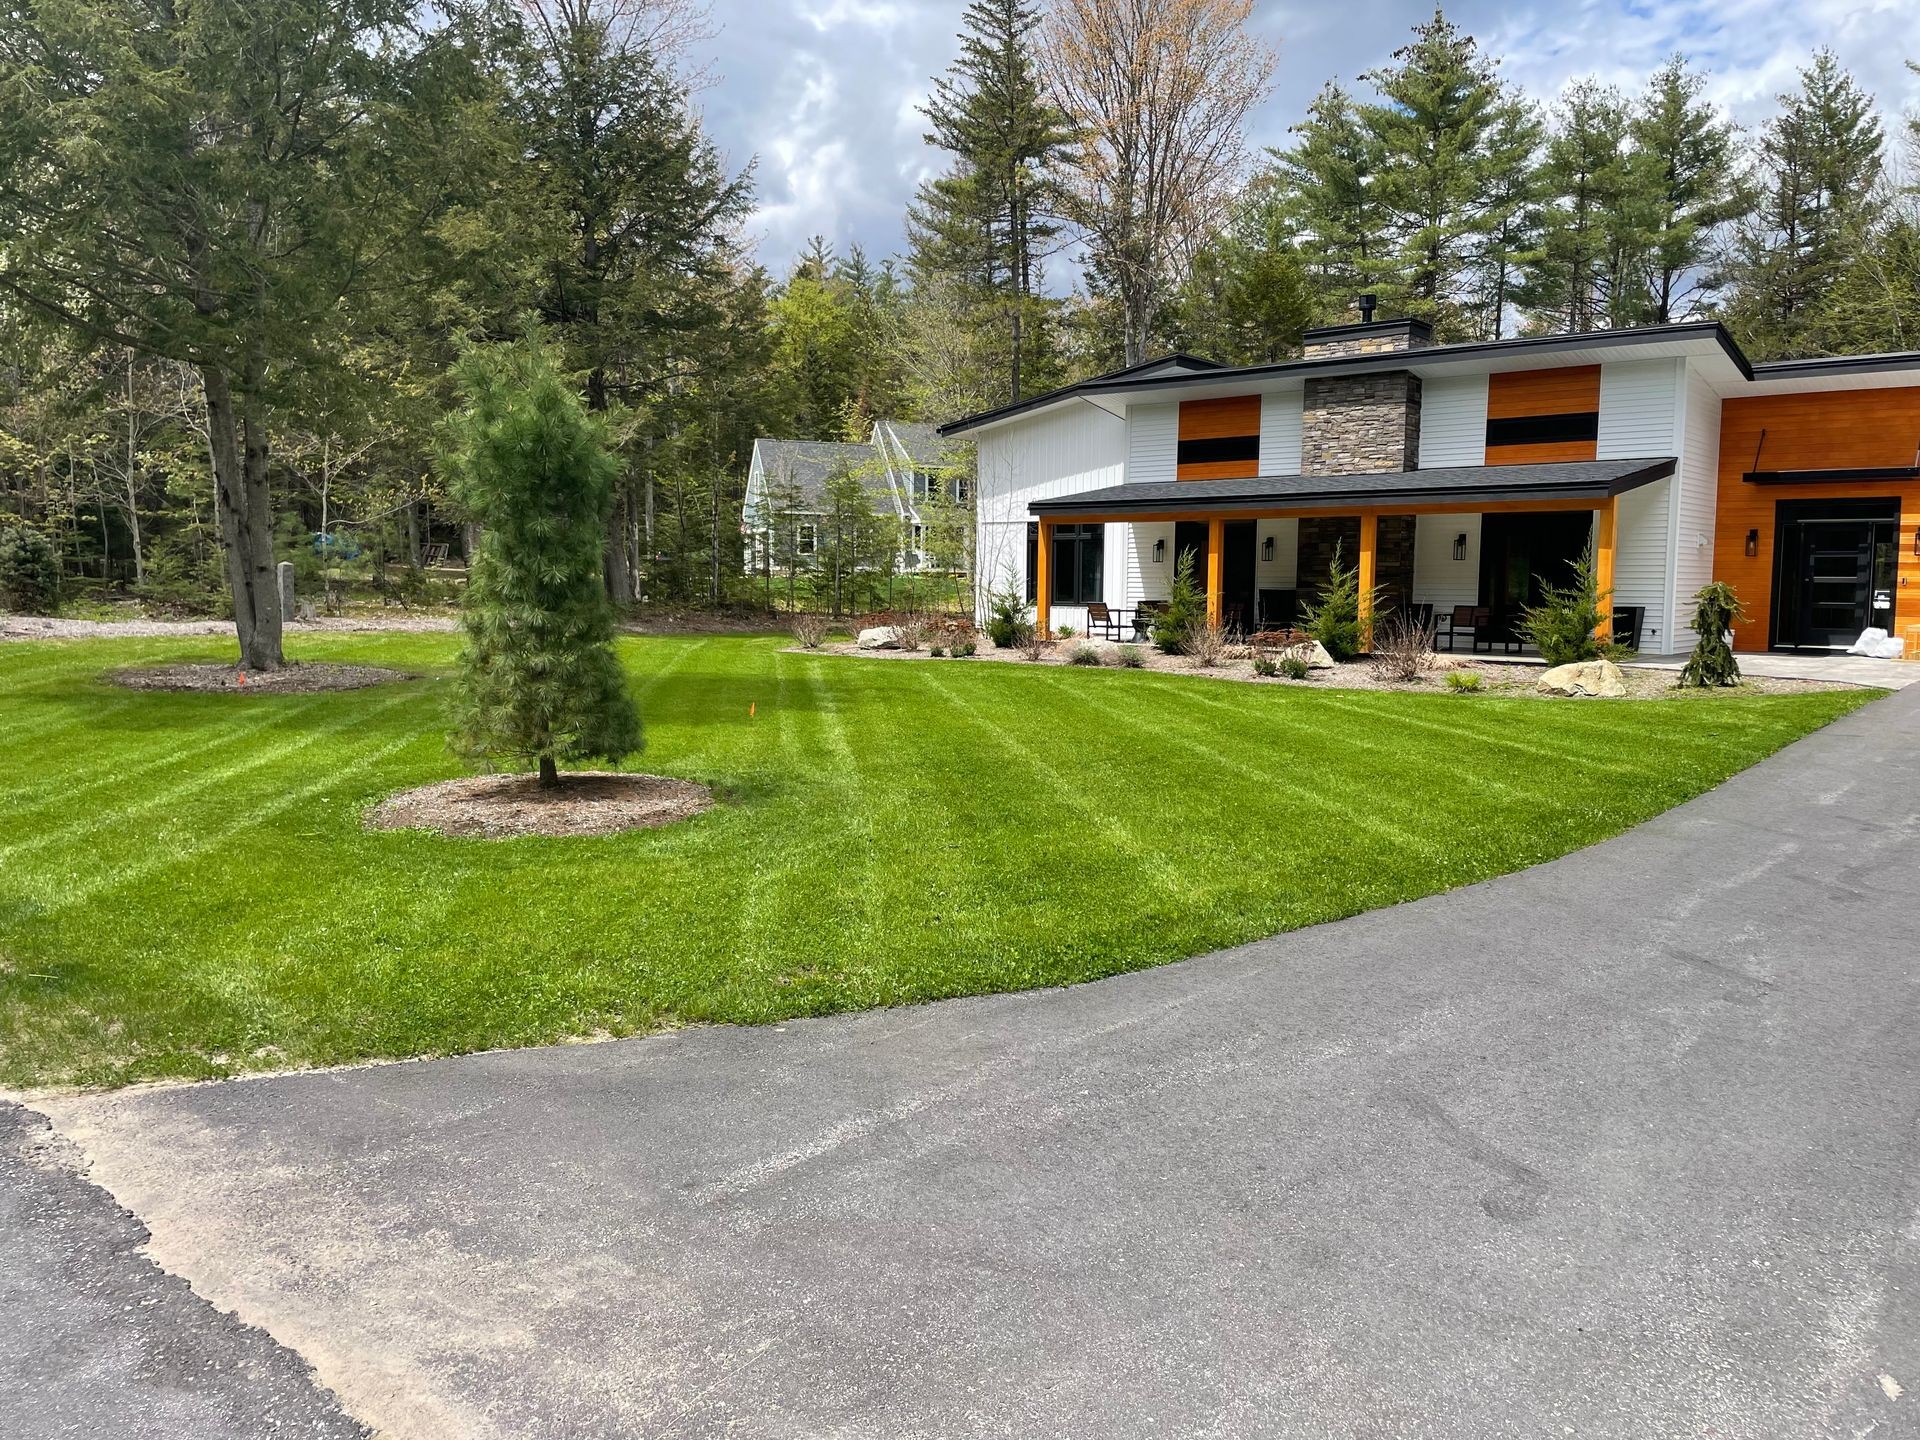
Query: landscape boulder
856 626 902 650
1537 658 1627 698
1281 639 1337 670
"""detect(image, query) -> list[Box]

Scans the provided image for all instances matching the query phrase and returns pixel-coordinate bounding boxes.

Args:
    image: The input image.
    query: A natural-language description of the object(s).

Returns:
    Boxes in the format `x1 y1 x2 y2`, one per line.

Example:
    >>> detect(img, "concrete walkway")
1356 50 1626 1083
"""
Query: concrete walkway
25 687 1920 1439
1626 649 1920 689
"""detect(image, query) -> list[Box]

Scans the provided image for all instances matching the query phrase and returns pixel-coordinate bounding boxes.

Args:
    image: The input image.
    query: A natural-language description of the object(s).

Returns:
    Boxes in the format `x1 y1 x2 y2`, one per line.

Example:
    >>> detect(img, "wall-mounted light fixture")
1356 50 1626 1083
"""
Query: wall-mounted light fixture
1912 526 1919 558
1453 533 1468 562
1745 527 1760 558
1261 535 1275 562
1153 538 1166 563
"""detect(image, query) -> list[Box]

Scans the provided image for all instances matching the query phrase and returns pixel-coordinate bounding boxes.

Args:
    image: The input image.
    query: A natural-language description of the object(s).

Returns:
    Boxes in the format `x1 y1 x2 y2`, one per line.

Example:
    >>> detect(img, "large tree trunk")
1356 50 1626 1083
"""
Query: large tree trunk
604 485 635 606
201 363 284 670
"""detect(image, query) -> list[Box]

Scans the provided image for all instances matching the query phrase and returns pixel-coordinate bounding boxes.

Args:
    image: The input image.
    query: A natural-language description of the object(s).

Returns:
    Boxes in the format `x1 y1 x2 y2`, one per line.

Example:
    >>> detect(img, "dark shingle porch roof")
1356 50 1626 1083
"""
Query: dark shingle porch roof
1027 457 1676 516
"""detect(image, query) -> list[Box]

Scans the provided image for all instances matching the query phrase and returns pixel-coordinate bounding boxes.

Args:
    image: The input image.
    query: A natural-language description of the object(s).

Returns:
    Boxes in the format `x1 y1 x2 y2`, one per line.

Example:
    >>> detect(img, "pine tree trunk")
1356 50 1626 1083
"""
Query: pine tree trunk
201 362 284 670
538 753 560 788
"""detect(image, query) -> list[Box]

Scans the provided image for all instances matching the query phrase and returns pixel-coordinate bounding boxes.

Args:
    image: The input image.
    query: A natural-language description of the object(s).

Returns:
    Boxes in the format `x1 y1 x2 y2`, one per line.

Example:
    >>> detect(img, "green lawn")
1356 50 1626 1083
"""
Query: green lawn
0 632 1876 1088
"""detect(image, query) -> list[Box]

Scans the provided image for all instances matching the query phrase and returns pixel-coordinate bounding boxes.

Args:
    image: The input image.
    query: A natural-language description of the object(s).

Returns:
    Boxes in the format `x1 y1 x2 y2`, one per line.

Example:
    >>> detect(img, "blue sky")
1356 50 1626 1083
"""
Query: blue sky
691 0 1920 276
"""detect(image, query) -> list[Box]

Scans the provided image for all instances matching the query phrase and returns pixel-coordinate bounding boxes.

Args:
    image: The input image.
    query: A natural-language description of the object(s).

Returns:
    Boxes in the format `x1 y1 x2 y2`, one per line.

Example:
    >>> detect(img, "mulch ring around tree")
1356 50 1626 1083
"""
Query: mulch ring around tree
110 662 416 693
368 772 714 839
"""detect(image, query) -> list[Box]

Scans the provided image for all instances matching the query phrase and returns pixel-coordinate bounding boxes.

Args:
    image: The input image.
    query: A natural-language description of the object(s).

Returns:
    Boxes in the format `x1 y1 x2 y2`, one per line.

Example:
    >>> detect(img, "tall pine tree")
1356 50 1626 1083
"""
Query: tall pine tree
1628 56 1744 324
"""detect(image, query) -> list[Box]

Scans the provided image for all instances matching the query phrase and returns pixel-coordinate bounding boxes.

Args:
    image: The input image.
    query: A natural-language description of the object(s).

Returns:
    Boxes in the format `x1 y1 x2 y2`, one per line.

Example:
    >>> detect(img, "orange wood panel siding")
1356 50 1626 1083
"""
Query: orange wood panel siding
1178 395 1261 481
1485 366 1601 466
1714 387 1920 652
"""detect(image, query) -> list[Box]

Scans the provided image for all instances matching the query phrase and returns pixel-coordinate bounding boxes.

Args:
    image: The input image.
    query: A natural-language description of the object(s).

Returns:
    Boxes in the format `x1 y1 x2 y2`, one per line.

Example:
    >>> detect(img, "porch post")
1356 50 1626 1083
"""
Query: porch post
1035 518 1053 638
1206 517 1224 627
1593 497 1617 643
1357 511 1379 650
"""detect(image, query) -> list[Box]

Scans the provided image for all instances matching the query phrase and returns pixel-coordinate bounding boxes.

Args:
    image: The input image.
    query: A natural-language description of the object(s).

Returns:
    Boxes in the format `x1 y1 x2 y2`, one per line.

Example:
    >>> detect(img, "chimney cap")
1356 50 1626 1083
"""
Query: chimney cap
1357 293 1378 322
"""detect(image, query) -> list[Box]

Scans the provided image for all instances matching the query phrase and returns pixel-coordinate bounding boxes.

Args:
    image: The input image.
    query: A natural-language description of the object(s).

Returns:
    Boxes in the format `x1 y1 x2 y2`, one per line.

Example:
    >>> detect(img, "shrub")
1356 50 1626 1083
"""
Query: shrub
1678 581 1745 688
1056 624 1076 639
1297 541 1372 661
1369 612 1435 683
1115 644 1145 668
1518 544 1609 666
136 533 228 618
1185 615 1230 667
791 613 829 649
952 639 977 657
985 586 1031 648
1069 643 1101 665
1252 651 1279 677
890 608 931 652
1152 551 1202 653
1279 653 1310 680
1445 669 1483 693
930 644 946 657
0 521 60 614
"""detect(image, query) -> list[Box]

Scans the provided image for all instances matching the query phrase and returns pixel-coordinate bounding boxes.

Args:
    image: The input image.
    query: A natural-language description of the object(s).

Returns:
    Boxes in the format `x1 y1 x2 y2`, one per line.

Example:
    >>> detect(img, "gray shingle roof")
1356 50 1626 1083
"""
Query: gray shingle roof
751 439 890 507
1028 458 1677 514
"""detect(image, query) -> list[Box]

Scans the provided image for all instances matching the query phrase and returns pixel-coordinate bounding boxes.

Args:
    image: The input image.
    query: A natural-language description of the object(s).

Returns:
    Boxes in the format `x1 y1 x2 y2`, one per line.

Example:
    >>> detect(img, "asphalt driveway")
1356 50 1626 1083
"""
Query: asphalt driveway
24 684 1920 1439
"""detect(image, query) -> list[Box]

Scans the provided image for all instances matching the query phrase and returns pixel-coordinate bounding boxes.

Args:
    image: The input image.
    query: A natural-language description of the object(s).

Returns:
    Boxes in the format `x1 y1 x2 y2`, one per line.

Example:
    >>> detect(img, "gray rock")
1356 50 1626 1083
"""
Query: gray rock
1537 658 1627 698
1281 639 1338 670
855 626 901 650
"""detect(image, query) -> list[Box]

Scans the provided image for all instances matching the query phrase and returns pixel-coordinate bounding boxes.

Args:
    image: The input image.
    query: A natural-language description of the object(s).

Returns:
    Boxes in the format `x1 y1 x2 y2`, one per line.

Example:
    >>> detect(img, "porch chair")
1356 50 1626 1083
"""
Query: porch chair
1132 599 1168 642
1435 605 1479 652
1085 602 1132 641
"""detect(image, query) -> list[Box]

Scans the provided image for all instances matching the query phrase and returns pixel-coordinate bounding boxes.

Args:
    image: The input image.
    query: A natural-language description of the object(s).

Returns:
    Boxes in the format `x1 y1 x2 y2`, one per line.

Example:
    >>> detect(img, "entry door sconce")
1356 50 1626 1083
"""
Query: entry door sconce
1153 538 1166 563
1745 527 1760 558
1453 533 1468 562
1261 535 1275 562
1913 526 1920 558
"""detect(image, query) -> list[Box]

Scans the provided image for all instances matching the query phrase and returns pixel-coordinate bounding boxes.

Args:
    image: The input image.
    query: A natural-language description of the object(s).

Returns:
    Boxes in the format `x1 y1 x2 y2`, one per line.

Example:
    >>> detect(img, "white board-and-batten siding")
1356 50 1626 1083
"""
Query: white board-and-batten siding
1597 359 1680 653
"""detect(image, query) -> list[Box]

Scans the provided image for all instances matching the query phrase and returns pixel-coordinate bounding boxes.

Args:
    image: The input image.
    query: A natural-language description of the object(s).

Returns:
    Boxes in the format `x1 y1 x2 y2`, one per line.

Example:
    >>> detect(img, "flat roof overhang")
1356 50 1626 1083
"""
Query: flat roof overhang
1026 458 1677 521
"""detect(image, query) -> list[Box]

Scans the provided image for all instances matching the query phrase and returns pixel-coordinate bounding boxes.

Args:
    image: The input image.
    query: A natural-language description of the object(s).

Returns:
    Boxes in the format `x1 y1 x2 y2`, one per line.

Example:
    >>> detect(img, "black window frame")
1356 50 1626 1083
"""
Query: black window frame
1050 523 1104 604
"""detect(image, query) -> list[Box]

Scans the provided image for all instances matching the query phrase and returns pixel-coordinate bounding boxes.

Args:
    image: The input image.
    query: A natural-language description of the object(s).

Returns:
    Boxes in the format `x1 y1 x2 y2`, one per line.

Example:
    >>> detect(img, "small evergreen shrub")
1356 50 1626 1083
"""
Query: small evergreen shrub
1297 541 1369 661
1518 545 1609 666
1279 653 1310 680
1069 643 1101 665
1252 652 1279 677
985 586 1031 648
0 521 60 614
930 644 946 657
952 639 976 657
1445 670 1482 693
1115 645 1145 668
1152 552 1202 653
1678 581 1745 687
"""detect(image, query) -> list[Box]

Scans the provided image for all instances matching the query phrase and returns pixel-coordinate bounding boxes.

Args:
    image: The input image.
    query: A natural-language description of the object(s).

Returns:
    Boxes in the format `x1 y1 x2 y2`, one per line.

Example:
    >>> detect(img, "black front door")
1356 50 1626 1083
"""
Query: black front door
1223 520 1257 631
1478 511 1594 639
1773 500 1899 649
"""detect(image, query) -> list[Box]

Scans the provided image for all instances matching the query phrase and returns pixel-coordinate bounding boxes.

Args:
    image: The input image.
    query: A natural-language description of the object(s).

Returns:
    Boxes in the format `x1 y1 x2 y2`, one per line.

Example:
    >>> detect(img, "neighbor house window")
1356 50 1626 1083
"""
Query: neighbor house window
951 475 972 505
1051 523 1104 604
797 523 817 556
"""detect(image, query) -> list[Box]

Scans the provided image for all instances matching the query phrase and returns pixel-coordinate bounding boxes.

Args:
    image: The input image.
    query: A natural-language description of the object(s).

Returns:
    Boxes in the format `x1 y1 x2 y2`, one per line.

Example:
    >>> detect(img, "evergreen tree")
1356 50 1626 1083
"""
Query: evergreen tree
1628 56 1745 324
1465 96 1544 338
1358 9 1511 336
1269 84 1391 311
443 338 640 788
1163 180 1316 363
916 0 1075 405
1722 51 1885 359
1519 82 1645 332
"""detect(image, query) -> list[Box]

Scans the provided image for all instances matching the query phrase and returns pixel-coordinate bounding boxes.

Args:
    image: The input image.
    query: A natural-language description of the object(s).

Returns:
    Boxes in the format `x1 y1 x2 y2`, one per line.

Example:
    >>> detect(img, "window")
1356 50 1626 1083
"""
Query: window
1051 524 1104 604
1026 521 1038 602
951 474 972 505
910 523 925 548
796 523 817 556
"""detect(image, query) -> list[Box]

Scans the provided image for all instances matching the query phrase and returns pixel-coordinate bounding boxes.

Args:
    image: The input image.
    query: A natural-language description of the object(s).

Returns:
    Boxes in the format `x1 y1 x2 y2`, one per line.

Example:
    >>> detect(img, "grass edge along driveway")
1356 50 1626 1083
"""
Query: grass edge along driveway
0 631 1879 1089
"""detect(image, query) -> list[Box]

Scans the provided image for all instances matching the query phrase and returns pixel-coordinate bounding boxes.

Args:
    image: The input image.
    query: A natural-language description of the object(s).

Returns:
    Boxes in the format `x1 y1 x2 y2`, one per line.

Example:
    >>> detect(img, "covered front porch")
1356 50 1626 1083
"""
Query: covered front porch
1027 458 1674 652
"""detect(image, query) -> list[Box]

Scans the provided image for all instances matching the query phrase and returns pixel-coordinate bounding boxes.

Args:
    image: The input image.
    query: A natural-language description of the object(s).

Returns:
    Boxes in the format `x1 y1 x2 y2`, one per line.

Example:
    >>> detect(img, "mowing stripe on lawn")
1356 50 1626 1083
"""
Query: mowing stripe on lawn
0 692 415 869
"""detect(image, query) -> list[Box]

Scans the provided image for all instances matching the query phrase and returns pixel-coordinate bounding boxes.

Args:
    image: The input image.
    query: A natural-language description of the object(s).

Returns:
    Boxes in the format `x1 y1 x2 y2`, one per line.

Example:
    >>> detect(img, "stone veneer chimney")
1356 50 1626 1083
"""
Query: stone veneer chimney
1298 317 1432 475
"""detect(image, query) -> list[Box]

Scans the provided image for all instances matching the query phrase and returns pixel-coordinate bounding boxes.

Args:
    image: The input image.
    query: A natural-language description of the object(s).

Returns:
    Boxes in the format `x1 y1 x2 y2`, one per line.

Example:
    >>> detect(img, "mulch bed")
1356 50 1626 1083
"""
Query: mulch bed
368 771 713 839
109 662 416 693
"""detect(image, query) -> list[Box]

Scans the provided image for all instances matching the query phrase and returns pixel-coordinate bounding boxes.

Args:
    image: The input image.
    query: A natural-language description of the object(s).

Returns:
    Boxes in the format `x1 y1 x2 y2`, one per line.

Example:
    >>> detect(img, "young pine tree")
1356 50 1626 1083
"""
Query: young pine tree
443 339 641 788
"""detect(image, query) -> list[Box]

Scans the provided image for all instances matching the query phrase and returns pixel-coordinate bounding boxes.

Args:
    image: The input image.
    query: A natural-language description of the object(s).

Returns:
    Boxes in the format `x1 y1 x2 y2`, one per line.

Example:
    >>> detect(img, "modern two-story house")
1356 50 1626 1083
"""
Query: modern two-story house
940 315 1920 657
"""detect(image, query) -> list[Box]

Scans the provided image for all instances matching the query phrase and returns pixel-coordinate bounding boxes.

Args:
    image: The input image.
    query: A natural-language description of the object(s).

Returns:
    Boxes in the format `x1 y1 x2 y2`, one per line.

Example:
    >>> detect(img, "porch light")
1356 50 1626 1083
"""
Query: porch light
1745 528 1760 558
1153 538 1166 563
1913 526 1919 558
1453 533 1468 561
1261 535 1275 561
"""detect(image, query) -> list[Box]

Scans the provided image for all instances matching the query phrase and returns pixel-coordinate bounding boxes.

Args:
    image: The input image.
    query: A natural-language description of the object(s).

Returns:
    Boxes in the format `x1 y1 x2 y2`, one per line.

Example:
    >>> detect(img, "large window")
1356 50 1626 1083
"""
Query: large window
1024 522 1104 603
1051 523 1104 604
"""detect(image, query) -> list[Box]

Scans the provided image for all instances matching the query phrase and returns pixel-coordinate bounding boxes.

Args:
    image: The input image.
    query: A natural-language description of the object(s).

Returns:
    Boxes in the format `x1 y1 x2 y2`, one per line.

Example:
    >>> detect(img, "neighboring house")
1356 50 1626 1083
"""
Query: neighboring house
940 316 1920 657
742 420 967 574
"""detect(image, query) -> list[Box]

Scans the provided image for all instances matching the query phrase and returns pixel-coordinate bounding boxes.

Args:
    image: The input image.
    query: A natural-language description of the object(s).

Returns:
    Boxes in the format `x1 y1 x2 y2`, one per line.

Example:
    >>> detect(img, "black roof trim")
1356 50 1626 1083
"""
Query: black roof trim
1750 351 1920 379
934 353 1224 437
1027 458 1677 516
939 324 1753 436
1745 465 1920 485
1301 317 1434 343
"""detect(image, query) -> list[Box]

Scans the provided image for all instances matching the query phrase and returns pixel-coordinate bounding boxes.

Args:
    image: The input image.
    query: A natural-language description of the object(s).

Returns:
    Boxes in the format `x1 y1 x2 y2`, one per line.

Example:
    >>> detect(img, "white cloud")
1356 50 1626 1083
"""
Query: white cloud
694 0 1920 273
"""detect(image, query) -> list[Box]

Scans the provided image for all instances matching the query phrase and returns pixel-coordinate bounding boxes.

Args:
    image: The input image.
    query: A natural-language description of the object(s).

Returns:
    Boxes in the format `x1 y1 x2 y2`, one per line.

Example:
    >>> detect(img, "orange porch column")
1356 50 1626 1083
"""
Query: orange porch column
1206 517 1225 627
1356 511 1379 650
1593 497 1617 643
1035 518 1052 637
